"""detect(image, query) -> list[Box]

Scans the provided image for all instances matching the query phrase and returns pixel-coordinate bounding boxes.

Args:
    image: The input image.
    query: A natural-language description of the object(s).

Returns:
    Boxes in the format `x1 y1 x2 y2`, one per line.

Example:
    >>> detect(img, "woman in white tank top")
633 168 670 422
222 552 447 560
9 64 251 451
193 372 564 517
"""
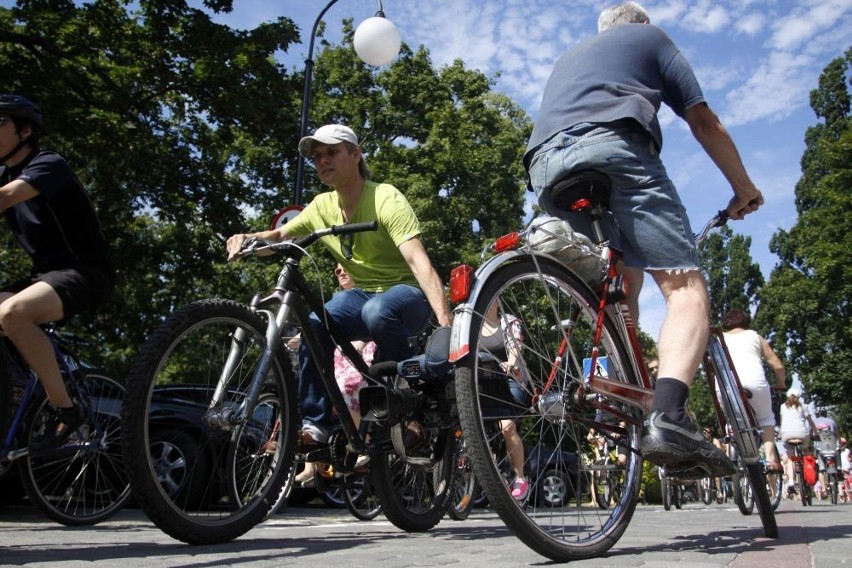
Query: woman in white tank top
722 308 787 471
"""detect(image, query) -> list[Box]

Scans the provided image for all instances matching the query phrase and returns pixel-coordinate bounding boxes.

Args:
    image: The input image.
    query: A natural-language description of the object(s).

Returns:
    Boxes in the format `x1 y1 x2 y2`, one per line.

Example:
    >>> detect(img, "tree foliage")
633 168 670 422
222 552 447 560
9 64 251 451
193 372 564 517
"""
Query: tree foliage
0 3 532 377
698 225 764 326
305 22 531 275
757 48 852 429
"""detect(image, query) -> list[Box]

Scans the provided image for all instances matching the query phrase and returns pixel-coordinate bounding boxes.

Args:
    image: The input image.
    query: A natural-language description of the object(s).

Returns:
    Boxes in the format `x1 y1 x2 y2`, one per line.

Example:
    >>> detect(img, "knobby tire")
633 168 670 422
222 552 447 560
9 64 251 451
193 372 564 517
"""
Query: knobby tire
121 299 298 544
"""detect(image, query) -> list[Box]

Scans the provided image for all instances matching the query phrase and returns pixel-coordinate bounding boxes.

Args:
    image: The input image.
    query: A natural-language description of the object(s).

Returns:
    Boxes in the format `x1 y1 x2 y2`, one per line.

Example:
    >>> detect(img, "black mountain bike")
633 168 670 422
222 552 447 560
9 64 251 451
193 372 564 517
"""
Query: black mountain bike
122 222 456 544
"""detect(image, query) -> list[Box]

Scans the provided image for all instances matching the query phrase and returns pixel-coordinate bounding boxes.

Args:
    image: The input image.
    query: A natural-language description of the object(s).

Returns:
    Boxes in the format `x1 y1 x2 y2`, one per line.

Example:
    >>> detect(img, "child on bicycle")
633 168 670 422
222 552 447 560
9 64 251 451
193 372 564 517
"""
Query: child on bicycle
0 94 113 451
226 124 451 447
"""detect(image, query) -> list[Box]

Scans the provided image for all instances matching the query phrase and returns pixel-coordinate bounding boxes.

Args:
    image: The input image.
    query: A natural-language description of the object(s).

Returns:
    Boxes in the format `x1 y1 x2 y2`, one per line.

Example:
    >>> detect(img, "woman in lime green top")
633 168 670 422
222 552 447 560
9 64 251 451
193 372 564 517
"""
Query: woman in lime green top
226 124 451 445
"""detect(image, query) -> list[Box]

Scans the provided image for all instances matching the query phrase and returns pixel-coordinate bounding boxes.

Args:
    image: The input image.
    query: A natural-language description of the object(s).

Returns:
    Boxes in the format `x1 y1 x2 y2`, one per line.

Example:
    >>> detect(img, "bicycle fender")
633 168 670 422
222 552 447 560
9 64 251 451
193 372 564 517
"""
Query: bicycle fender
448 249 535 364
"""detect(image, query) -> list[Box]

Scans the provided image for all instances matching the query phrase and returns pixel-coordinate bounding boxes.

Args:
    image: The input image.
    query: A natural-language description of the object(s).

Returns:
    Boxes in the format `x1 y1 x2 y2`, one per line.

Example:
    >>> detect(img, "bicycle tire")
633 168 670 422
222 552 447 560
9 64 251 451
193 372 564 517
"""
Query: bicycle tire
455 258 642 561
343 472 383 521
700 478 713 505
828 473 839 505
122 299 298 544
708 335 776 537
730 447 754 515
594 468 610 509
796 467 809 506
662 476 672 511
673 483 683 510
370 426 454 532
21 372 131 525
446 443 478 521
766 468 783 511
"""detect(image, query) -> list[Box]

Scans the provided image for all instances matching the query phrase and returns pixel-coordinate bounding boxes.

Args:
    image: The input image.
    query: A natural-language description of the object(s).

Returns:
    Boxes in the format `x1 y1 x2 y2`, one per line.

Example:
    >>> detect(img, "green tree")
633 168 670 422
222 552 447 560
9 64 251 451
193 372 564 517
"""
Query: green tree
0 0 303 373
757 48 852 428
698 225 764 325
0 5 534 377
306 24 532 276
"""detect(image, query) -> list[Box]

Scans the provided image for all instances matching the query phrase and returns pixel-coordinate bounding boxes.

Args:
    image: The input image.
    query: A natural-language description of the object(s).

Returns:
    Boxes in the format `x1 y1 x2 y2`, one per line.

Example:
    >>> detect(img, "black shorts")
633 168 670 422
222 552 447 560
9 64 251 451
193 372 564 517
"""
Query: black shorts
2 265 114 321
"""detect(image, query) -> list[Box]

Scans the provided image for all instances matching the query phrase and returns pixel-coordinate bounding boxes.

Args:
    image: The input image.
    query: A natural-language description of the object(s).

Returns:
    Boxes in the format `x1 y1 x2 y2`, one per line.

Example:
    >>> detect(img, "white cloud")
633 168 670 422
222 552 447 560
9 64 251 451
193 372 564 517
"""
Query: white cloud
768 0 852 52
722 51 815 126
734 11 766 36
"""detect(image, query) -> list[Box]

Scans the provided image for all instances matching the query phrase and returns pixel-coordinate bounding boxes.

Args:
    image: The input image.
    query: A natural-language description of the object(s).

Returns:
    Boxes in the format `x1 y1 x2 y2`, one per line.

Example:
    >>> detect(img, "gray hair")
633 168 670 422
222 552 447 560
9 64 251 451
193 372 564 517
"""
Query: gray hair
598 2 650 32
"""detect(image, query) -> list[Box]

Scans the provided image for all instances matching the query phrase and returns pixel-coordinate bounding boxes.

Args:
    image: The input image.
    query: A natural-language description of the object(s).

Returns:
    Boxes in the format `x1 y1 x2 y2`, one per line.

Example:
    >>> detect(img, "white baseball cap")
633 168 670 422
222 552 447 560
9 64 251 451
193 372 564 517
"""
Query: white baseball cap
786 387 802 398
298 124 359 157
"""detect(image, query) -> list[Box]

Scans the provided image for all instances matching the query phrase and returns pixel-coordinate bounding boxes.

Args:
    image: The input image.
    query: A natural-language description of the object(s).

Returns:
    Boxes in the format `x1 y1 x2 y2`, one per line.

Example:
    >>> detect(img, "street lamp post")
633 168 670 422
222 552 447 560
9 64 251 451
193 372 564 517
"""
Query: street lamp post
292 0 401 207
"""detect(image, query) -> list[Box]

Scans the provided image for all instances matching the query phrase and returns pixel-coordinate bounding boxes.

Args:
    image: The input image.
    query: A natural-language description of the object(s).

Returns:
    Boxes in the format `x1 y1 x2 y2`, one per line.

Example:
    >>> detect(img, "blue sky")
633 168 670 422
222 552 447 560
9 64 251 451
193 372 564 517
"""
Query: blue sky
5 0 850 340
204 0 850 340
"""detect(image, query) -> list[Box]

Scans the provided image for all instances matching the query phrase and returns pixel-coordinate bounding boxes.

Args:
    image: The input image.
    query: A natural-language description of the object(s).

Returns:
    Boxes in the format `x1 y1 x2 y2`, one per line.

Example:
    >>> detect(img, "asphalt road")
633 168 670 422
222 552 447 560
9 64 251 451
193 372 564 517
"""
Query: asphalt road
1 497 850 567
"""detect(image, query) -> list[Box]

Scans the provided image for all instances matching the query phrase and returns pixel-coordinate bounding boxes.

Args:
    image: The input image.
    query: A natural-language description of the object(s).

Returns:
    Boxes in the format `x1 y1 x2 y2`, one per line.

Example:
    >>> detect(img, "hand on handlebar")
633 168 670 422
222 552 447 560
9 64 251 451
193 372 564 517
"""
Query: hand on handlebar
725 189 764 221
226 233 252 261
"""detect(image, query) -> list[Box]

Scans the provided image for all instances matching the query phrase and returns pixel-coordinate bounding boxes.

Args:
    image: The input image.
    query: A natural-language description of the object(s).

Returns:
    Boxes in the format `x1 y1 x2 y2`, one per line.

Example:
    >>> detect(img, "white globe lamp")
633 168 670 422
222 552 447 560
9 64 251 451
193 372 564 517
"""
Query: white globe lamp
354 16 401 66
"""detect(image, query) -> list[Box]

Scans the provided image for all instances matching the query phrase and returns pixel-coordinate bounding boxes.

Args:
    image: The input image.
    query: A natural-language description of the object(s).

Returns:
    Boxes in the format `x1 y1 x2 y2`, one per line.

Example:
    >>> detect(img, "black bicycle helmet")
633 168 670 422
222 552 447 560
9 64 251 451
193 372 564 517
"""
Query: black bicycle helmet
0 94 45 130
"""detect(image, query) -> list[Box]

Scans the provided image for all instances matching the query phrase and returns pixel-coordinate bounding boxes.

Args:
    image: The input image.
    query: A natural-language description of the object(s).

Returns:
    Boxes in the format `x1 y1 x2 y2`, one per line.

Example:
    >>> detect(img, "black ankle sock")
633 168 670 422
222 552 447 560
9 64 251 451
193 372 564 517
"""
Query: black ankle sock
652 378 689 424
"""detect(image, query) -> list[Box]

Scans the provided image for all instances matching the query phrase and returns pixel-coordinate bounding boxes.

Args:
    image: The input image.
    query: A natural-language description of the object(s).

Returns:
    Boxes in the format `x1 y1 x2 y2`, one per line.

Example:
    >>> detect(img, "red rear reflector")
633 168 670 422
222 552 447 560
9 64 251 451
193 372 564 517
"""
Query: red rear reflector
570 198 591 212
494 232 520 252
449 264 474 303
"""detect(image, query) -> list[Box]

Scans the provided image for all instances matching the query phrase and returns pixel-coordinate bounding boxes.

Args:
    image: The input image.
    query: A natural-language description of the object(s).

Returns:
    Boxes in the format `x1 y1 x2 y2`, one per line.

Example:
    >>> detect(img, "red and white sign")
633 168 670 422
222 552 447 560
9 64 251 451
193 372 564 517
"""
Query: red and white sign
270 205 304 230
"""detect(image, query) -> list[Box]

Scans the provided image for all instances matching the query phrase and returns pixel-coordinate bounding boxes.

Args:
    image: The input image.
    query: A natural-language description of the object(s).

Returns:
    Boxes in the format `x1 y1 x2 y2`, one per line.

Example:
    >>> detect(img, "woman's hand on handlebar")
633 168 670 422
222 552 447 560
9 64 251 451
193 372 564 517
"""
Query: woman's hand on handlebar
226 233 252 260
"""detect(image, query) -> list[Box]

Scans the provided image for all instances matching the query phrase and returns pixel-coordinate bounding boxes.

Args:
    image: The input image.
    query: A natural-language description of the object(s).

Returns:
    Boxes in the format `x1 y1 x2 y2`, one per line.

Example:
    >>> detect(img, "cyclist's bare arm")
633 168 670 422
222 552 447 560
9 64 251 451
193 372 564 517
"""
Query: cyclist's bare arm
398 236 452 327
0 178 39 212
684 102 763 220
759 335 787 390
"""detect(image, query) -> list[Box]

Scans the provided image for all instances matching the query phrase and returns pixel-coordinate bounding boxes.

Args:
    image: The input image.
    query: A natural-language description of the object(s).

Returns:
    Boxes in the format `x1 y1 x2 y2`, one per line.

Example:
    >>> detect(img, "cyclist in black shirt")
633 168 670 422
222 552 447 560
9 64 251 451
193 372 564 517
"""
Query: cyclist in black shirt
0 94 113 451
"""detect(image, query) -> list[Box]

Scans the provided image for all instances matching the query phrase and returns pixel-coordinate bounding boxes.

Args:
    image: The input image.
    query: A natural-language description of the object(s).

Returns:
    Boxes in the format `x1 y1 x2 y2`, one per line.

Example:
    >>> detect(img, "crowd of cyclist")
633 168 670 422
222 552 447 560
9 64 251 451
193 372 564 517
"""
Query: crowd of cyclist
2 1 848 523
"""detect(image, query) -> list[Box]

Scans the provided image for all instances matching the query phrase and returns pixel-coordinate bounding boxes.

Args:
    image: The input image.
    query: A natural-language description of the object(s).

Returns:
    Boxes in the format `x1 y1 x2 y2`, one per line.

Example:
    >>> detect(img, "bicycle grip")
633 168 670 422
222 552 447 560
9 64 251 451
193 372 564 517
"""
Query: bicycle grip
333 221 379 235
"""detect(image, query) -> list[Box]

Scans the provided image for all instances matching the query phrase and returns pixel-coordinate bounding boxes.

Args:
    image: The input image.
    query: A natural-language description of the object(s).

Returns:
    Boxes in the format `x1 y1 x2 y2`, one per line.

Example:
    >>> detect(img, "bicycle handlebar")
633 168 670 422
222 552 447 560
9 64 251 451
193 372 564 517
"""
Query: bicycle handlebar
237 221 379 257
693 210 729 245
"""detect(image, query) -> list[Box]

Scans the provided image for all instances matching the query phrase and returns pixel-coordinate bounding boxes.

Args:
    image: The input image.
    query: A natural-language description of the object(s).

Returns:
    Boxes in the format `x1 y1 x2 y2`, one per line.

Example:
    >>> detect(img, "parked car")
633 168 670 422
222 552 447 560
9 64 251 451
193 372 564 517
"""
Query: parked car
527 443 585 507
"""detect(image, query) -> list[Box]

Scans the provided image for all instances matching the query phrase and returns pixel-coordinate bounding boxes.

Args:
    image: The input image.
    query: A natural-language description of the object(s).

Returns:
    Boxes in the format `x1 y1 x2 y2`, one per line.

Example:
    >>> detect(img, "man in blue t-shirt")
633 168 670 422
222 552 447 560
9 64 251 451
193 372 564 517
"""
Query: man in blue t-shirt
0 94 113 451
525 2 763 477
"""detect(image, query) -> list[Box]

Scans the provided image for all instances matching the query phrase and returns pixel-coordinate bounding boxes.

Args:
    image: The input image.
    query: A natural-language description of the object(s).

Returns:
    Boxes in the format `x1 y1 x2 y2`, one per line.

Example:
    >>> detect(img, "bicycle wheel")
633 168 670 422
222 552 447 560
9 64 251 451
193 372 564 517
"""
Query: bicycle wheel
344 472 383 521
798 468 812 506
700 477 713 505
766 467 783 511
662 476 672 511
21 372 131 525
828 473 839 505
708 335 777 537
455 259 642 561
447 437 479 521
594 467 611 509
370 426 454 532
729 447 754 515
122 299 298 544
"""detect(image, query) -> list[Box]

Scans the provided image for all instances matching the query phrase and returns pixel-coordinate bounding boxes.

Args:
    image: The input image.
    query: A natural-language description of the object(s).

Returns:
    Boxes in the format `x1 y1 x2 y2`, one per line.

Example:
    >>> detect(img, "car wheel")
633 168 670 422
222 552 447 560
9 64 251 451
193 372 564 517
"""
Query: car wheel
537 468 570 507
149 429 210 508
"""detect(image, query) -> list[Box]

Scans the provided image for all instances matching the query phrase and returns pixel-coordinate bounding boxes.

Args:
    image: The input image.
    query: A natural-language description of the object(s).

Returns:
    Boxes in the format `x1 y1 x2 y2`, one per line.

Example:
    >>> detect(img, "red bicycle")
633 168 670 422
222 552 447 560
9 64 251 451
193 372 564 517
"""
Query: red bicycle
448 171 777 561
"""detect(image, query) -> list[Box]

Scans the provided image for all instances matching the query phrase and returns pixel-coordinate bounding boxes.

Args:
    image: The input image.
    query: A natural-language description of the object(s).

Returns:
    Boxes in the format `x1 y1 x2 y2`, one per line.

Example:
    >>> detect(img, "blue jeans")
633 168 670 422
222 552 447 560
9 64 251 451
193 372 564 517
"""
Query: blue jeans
299 284 433 430
527 121 699 271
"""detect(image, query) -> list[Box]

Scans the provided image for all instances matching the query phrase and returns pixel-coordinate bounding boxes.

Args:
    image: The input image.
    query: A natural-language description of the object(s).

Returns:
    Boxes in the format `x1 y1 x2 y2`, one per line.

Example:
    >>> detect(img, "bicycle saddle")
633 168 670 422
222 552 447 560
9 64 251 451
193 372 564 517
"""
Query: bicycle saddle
549 170 611 212
396 326 452 380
